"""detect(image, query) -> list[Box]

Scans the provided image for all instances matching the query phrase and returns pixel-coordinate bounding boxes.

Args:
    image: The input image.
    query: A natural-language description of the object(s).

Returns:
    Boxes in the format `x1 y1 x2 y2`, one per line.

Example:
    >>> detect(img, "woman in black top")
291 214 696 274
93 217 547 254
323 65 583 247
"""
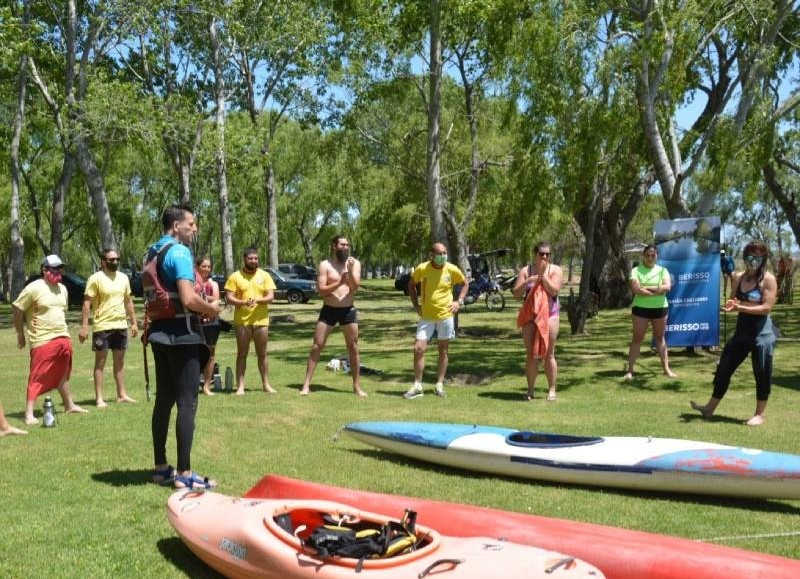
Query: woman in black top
691 241 777 426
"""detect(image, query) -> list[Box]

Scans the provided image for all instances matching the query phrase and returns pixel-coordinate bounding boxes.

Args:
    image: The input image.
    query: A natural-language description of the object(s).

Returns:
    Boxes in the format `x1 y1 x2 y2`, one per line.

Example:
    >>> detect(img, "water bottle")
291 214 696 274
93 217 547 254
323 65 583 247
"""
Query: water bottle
213 363 222 391
42 396 57 427
224 366 233 392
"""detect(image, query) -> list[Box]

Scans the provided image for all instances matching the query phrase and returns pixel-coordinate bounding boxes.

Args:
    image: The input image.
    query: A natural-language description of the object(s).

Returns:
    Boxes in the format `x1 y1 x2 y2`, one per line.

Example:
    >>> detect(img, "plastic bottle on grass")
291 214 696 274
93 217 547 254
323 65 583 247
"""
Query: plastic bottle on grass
43 396 57 427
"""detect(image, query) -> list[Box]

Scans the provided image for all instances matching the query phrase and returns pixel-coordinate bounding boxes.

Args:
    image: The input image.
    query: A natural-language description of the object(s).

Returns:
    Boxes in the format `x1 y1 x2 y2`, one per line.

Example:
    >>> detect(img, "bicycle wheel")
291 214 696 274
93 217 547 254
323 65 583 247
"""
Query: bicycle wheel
485 290 505 312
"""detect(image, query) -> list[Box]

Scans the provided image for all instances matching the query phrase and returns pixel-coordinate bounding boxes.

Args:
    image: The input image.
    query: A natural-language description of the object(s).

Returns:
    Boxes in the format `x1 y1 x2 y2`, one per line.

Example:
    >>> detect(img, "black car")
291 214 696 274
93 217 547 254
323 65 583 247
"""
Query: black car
265 267 317 304
25 272 88 306
277 263 317 280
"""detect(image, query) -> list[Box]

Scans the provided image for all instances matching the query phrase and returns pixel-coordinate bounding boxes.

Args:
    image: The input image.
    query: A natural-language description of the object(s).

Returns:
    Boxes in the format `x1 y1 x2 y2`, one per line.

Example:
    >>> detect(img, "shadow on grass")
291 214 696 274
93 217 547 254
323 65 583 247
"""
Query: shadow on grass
156 537 224 578
92 469 155 487
346 449 800 514
678 411 751 425
774 375 800 392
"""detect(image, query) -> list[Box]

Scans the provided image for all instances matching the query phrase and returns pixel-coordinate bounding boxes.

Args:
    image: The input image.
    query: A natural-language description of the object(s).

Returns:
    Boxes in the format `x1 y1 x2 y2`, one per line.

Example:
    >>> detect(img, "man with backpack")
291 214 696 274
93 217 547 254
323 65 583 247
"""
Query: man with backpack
144 204 221 490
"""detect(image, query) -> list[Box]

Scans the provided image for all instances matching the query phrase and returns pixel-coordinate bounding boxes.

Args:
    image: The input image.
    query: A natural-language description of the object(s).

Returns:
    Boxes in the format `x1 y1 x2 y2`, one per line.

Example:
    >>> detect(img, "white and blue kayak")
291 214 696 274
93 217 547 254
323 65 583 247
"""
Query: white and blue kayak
343 421 800 499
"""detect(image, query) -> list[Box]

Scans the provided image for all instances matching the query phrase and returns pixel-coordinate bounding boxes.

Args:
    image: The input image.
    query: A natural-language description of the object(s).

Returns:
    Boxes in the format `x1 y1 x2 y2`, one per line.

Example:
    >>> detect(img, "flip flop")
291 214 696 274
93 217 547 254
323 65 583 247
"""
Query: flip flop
547 393 557 401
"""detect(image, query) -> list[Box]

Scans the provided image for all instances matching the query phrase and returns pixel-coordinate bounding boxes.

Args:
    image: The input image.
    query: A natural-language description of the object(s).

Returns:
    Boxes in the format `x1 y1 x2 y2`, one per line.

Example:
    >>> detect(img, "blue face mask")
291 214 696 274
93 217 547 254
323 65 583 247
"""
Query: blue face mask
433 254 447 266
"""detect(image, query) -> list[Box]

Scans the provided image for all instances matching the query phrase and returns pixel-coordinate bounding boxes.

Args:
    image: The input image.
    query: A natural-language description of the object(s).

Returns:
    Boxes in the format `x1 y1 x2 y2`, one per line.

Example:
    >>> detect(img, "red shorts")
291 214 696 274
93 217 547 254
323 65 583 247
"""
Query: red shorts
27 337 73 401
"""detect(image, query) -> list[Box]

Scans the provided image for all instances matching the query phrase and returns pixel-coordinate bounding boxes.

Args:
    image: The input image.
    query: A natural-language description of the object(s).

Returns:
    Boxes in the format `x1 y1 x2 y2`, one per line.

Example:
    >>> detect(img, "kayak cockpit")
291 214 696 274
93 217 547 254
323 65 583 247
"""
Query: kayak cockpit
506 431 603 448
264 503 440 569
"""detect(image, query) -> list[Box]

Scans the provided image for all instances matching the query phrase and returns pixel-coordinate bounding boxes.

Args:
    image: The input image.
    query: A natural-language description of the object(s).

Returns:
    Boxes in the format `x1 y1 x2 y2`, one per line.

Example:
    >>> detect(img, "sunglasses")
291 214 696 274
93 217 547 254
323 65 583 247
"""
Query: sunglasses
744 255 764 264
538 252 550 257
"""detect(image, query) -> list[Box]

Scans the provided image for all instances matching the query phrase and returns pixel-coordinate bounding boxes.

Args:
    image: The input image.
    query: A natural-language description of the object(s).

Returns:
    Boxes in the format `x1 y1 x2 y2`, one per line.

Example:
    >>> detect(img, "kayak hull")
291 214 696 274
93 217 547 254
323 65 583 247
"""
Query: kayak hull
343 421 800 499
167 491 604 578
245 474 800 579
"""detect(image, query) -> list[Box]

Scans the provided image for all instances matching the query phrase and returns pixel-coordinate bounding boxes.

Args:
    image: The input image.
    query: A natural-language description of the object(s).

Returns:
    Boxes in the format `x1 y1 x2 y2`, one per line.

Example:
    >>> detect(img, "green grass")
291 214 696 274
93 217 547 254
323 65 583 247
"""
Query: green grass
1 279 799 577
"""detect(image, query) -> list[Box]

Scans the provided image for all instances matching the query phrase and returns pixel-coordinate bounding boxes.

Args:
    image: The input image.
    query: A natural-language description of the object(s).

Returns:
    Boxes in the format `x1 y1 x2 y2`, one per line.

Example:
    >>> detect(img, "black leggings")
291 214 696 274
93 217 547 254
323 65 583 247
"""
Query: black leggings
712 338 773 402
151 343 208 471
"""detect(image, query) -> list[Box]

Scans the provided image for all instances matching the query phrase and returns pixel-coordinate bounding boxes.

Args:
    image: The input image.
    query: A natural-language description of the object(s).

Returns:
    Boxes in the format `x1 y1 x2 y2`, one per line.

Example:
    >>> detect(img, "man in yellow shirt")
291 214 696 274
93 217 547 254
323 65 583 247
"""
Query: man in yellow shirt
79 248 139 407
224 248 277 395
12 255 88 424
404 242 469 399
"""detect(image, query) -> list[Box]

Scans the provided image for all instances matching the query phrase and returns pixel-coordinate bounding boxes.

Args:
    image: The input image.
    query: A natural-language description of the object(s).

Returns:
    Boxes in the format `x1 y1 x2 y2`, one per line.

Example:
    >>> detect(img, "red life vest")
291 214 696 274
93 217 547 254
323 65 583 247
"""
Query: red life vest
142 242 204 321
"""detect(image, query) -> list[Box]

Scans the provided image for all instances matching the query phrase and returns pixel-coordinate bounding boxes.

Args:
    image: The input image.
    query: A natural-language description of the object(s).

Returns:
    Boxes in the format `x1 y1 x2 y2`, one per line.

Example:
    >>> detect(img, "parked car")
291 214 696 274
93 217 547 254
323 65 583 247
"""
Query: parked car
265 267 317 304
25 272 87 306
277 263 317 280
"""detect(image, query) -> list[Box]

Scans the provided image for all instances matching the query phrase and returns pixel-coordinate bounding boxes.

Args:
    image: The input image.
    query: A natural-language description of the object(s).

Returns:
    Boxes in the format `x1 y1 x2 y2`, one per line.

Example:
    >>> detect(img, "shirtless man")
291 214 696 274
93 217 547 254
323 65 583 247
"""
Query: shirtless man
300 235 367 398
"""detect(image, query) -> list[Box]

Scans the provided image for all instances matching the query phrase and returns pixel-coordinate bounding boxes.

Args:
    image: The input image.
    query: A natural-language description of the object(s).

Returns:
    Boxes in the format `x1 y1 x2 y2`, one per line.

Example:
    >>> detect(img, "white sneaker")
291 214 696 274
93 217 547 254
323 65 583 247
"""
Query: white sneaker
403 383 424 399
434 383 445 397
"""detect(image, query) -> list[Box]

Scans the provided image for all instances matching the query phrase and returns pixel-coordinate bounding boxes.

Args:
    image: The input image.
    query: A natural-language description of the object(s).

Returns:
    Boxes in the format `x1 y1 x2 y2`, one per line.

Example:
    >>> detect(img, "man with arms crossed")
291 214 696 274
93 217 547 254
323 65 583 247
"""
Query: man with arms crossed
224 248 277 395
79 248 139 407
404 242 469 399
300 235 367 398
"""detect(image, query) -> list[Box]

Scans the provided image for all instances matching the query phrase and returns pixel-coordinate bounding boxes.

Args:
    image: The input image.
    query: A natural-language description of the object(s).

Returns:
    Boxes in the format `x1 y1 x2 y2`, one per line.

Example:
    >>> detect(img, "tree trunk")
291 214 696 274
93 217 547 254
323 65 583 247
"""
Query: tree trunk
210 18 235 276
265 154 279 267
48 154 76 257
74 135 117 250
425 0 447 244
9 50 27 300
570 185 600 335
763 161 800 248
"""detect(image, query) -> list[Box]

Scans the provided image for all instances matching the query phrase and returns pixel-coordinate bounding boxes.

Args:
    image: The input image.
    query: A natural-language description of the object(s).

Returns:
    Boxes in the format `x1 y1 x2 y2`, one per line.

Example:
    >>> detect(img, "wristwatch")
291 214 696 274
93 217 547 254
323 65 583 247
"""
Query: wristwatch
458 299 464 306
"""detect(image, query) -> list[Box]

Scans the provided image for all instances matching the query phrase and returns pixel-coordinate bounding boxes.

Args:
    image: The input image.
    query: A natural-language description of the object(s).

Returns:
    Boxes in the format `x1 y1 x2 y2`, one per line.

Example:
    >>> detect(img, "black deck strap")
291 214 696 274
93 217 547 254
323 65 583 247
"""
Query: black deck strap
545 557 575 574
417 558 465 578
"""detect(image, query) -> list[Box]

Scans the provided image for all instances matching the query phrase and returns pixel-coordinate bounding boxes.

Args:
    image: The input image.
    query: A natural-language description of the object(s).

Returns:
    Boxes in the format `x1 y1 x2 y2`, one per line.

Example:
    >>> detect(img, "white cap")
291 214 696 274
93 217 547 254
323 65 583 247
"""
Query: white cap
41 255 64 268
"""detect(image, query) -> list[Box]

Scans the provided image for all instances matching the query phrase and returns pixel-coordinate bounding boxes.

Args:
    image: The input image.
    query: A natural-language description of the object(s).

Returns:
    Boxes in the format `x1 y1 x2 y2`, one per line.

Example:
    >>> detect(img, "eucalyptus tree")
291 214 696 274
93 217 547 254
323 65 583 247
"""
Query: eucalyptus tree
226 0 334 268
501 2 653 332
26 0 135 252
6 0 30 298
629 0 797 219
332 1 520 273
123 0 209 204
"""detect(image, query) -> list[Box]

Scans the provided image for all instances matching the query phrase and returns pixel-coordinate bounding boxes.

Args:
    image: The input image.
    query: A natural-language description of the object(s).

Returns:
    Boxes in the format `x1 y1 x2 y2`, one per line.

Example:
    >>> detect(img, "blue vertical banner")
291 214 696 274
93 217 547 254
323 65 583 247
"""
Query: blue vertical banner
654 217 721 347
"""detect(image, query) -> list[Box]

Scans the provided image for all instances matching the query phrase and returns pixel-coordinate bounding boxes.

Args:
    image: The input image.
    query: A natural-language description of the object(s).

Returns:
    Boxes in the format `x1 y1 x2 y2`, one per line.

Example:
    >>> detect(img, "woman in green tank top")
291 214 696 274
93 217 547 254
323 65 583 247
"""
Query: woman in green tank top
624 245 677 380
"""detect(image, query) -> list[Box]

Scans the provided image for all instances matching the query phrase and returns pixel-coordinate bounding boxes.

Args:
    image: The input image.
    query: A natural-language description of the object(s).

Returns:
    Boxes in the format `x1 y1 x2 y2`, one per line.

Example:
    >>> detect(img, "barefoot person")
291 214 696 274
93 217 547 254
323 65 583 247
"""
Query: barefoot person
513 242 563 401
691 240 777 426
79 248 139 407
404 242 468 399
145 204 222 489
0 400 28 436
196 256 221 396
13 255 88 424
623 244 677 380
300 235 367 398
224 248 277 395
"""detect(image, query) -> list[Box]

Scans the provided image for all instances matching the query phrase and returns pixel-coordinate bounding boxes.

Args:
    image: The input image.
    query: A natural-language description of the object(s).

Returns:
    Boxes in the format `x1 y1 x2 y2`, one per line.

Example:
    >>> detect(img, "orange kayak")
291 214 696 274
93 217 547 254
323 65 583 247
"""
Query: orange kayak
167 490 605 578
245 474 800 579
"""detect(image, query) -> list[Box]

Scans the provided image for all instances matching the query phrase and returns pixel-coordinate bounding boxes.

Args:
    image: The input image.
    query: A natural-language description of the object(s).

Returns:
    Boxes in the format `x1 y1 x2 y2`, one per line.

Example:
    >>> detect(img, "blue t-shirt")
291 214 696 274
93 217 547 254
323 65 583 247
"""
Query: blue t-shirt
147 235 195 287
